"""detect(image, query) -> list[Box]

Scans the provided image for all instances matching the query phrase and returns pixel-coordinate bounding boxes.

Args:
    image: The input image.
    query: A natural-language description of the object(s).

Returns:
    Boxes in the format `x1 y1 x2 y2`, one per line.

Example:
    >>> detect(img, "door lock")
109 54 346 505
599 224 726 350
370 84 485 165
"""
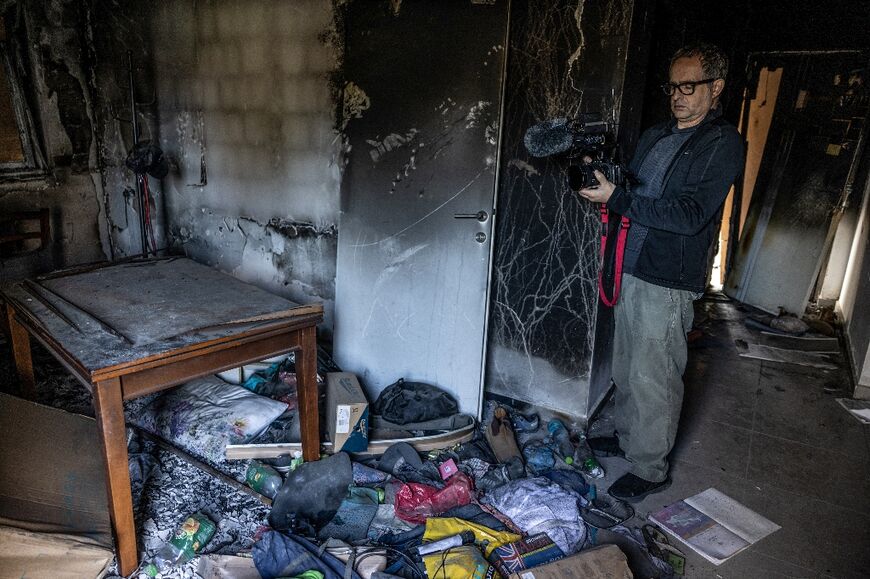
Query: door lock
454 210 489 222
475 232 487 243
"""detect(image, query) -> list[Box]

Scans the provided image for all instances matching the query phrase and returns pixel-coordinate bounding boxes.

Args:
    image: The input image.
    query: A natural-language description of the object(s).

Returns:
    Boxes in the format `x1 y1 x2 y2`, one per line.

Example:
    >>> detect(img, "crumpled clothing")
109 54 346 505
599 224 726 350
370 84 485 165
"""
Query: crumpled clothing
352 461 391 485
252 532 362 579
372 378 459 424
367 504 416 541
317 487 380 543
461 457 493 481
422 517 520 557
480 477 586 554
394 473 474 525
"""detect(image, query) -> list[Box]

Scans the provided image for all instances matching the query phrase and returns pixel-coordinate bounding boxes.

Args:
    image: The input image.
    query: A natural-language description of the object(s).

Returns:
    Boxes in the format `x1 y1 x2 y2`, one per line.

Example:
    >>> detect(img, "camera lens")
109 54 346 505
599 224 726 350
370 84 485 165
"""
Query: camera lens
567 164 598 190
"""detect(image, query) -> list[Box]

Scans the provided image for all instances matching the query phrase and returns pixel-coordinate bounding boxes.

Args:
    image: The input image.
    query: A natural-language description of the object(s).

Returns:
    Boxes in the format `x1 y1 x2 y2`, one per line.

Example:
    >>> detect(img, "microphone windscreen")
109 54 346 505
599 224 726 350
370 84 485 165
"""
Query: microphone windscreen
524 118 573 157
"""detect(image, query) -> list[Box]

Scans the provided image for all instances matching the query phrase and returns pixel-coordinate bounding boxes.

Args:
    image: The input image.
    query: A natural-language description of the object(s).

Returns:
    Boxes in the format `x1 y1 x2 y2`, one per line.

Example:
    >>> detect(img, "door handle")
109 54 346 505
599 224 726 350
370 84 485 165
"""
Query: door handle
453 210 489 222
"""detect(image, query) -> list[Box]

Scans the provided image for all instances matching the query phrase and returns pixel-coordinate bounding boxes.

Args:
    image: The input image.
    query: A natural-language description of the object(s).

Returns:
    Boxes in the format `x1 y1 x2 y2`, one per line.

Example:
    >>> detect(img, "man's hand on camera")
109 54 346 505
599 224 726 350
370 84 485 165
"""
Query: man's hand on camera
578 170 615 204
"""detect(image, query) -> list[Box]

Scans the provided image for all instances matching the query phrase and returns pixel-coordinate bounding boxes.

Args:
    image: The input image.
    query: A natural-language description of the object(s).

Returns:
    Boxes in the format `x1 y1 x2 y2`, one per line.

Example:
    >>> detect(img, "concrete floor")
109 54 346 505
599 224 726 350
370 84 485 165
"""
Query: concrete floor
3 291 868 577
591 294 870 578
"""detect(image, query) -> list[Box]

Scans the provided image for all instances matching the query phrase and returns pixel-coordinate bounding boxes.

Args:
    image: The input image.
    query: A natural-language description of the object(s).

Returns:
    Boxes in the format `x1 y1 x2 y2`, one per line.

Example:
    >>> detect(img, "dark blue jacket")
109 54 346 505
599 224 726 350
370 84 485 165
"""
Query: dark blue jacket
607 107 745 292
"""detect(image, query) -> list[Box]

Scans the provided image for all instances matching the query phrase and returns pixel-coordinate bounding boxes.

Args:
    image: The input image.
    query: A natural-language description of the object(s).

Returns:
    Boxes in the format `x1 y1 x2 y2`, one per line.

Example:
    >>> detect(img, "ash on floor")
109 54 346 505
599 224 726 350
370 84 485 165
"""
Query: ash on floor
0 338 271 578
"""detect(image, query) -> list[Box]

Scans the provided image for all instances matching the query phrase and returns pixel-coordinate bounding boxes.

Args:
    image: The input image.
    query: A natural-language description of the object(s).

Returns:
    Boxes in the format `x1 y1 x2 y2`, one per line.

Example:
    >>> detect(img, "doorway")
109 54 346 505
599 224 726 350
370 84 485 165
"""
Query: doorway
725 51 869 315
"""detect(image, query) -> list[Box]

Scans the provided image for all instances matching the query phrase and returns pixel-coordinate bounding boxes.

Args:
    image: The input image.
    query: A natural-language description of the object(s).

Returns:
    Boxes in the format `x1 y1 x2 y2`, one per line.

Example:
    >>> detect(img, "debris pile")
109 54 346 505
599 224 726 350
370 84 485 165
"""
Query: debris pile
0 343 681 578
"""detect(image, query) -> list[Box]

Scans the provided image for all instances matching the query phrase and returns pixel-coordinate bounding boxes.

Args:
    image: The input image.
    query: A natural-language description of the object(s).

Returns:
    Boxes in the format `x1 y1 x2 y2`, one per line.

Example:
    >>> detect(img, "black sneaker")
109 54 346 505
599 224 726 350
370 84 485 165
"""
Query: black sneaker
607 473 671 502
587 435 625 458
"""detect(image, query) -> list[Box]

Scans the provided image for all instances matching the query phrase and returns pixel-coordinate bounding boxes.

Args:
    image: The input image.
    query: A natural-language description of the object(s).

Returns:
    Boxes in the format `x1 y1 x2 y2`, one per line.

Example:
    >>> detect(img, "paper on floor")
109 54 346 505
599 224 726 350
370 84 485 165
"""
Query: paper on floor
836 398 870 424
736 342 838 369
649 488 780 565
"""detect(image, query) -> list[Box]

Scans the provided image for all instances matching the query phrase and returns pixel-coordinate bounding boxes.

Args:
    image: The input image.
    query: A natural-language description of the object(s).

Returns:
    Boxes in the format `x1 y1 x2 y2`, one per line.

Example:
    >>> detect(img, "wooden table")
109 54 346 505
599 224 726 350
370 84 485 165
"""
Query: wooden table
2 257 323 576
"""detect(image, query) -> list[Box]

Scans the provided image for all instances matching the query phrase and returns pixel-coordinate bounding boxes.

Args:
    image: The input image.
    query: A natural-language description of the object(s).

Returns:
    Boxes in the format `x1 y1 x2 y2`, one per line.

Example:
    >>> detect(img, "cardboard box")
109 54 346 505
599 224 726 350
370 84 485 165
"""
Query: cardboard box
325 373 369 452
0 393 111 544
0 393 114 577
507 544 633 579
489 532 565 577
0 525 112 579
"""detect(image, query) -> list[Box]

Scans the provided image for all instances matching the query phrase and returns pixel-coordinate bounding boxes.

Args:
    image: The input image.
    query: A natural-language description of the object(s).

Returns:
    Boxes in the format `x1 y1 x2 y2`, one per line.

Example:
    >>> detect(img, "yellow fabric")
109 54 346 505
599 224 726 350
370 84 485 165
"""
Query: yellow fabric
422 517 521 557
422 545 494 579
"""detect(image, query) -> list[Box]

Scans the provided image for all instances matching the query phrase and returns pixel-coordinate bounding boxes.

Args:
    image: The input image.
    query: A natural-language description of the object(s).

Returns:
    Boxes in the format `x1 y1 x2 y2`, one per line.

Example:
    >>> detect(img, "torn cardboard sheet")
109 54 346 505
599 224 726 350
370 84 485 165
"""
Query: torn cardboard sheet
0 393 113 578
0 525 113 579
649 488 780 565
0 393 111 544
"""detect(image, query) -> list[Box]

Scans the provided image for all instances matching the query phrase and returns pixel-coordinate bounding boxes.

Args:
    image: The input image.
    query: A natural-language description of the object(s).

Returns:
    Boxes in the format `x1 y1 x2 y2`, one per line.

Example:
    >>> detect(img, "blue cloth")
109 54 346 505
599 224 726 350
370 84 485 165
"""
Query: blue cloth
252 532 363 579
318 487 380 542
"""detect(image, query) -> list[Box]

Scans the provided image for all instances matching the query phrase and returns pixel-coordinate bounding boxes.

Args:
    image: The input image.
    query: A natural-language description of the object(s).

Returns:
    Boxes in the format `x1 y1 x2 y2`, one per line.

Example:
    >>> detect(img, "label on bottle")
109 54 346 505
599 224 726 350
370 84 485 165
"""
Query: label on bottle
169 513 216 559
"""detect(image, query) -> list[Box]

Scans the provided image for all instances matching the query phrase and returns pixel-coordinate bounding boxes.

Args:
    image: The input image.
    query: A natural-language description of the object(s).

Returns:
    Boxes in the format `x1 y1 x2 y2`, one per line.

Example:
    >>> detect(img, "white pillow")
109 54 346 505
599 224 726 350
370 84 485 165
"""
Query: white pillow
133 376 288 463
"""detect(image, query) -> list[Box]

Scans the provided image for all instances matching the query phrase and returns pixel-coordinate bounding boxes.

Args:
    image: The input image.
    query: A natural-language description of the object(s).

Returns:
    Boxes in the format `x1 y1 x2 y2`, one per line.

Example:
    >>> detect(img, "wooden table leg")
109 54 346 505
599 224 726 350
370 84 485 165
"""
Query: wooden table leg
296 325 320 462
93 377 138 576
6 303 36 400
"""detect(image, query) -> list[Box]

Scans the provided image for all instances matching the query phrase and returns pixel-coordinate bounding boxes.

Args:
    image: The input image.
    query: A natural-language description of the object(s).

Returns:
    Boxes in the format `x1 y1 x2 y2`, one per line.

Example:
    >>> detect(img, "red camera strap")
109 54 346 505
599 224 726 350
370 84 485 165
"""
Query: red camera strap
598 205 630 307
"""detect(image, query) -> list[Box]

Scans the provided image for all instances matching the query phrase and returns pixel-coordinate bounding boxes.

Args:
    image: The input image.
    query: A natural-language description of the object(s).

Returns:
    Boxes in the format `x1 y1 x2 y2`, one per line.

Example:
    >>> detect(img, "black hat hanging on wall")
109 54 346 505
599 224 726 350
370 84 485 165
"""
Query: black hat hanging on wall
125 140 169 179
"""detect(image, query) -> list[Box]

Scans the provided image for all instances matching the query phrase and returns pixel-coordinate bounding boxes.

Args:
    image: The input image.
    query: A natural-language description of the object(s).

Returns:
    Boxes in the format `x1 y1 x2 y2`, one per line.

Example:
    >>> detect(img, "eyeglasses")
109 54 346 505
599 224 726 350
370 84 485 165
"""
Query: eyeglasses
661 78 716 96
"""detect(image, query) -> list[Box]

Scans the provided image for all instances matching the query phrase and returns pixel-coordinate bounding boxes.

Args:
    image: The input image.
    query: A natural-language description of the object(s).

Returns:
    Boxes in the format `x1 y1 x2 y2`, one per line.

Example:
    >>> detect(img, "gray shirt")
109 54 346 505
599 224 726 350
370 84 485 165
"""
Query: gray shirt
623 125 697 275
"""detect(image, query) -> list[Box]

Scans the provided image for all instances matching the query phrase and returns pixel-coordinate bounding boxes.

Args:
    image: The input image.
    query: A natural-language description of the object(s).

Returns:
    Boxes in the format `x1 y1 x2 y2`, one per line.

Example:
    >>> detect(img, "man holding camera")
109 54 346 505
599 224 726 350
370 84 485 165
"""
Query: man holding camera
577 44 744 501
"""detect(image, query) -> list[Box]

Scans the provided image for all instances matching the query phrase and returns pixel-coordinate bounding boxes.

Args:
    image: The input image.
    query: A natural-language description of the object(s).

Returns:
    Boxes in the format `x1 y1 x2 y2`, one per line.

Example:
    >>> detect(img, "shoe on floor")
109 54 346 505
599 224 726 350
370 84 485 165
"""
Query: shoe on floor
607 473 671 502
587 435 625 458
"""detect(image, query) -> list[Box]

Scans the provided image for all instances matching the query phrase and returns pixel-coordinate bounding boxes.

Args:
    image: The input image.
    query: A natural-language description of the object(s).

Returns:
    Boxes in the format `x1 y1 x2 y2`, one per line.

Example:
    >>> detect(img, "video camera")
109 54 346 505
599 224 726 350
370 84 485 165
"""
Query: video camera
523 112 627 190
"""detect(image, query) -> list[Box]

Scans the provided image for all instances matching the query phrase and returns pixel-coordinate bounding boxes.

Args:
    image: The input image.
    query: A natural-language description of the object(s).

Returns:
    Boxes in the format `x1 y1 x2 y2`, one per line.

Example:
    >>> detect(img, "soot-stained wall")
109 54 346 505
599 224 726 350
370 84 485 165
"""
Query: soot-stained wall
486 0 641 417
149 0 342 335
0 0 108 279
87 0 166 259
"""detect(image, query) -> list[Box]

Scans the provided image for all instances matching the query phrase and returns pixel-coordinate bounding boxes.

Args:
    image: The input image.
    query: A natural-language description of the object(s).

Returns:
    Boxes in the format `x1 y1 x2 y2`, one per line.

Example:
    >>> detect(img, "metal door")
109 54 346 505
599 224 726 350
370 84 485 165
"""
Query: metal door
726 52 868 315
333 1 509 415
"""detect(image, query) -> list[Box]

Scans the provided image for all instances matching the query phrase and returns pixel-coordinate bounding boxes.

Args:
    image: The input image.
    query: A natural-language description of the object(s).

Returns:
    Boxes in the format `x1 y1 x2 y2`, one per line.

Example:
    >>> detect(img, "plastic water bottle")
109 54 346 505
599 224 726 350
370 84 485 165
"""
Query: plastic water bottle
572 432 605 479
246 461 283 499
145 513 216 576
547 419 576 465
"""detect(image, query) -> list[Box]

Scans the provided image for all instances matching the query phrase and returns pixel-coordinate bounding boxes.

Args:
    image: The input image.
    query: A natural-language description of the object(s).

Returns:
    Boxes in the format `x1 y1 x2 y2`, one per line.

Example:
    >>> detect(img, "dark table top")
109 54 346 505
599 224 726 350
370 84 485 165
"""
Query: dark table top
2 257 323 375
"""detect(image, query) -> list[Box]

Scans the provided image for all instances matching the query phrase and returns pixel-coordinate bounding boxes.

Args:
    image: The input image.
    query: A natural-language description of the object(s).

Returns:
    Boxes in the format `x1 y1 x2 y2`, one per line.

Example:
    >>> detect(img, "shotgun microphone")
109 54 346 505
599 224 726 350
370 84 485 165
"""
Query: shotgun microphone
523 118 573 157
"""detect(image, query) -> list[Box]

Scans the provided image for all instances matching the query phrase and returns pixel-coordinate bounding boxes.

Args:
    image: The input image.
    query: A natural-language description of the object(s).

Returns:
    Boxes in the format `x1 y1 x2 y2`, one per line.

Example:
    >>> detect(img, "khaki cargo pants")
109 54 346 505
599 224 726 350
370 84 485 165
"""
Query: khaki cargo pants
612 274 698 483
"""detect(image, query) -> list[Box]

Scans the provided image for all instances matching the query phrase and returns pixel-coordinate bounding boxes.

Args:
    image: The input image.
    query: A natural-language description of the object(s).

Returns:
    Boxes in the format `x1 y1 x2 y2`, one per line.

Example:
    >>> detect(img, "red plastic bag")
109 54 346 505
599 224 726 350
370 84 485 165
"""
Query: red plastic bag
394 473 474 524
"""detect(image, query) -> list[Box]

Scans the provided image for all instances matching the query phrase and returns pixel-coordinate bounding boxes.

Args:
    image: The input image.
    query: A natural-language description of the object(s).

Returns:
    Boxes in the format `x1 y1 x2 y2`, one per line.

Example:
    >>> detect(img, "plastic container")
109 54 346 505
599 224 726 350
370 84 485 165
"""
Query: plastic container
547 419 576 464
246 461 283 499
571 433 605 479
145 513 216 576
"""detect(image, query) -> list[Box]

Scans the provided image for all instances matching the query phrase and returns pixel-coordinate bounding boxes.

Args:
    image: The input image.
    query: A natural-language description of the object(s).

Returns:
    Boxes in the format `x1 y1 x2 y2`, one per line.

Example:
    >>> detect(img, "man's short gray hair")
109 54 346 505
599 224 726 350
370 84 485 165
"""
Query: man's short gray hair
671 44 729 80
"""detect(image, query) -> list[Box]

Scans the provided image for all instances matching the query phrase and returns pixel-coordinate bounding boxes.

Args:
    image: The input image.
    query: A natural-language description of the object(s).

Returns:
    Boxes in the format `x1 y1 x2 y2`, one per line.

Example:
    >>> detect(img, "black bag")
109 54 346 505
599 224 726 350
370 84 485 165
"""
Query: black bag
126 140 169 179
372 378 459 425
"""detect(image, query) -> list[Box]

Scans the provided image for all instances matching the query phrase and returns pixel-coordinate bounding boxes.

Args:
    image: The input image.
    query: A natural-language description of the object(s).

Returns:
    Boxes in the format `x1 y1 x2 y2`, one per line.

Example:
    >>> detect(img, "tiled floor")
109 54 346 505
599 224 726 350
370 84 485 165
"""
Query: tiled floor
593 295 870 578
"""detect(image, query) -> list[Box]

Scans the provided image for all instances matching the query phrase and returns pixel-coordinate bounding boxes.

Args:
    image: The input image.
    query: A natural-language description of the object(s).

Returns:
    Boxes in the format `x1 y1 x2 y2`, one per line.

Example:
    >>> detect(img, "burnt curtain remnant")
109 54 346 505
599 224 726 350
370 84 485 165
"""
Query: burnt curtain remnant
486 0 637 417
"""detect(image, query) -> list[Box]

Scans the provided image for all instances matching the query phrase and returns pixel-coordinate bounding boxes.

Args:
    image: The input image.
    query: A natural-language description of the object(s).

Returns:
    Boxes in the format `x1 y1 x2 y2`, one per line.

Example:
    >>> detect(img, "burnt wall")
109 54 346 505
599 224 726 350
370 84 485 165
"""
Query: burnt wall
0 0 108 280
149 0 341 335
640 0 870 130
86 0 163 258
485 0 643 417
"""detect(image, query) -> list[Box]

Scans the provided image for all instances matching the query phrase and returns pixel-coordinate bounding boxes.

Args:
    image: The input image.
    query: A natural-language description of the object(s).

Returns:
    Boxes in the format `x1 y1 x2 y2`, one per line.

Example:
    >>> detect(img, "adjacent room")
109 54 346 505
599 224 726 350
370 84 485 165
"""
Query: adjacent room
0 1 868 578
